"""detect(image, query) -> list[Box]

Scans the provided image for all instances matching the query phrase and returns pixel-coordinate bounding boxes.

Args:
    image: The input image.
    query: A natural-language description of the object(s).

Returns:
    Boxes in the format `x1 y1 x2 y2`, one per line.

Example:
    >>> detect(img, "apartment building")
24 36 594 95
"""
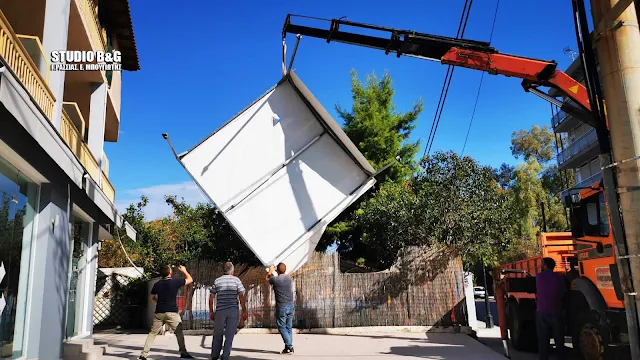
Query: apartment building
549 57 603 198
0 0 138 359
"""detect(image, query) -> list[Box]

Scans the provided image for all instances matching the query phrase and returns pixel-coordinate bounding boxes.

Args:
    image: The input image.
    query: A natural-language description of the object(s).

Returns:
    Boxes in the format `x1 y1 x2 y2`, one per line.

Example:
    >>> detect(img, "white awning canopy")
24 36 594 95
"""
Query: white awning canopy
178 71 376 273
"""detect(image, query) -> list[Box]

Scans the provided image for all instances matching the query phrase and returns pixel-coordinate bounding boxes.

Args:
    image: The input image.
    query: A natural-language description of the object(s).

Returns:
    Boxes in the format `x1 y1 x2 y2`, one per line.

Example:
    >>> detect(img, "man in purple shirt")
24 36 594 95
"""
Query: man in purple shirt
535 257 567 360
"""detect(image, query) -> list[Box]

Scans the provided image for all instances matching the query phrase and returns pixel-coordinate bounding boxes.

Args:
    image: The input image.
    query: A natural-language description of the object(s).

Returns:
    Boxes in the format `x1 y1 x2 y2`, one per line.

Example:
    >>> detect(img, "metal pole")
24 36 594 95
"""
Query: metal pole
541 201 548 233
483 262 494 328
287 34 302 75
588 0 640 357
282 39 287 76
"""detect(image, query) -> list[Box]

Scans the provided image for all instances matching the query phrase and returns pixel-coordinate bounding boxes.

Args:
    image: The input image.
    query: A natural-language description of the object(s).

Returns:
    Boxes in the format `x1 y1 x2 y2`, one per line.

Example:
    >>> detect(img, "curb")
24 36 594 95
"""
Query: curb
184 325 474 336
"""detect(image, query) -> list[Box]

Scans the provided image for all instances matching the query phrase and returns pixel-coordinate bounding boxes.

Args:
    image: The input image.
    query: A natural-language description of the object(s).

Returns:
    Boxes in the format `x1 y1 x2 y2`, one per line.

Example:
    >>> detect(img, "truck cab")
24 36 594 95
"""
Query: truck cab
494 181 629 359
564 184 628 358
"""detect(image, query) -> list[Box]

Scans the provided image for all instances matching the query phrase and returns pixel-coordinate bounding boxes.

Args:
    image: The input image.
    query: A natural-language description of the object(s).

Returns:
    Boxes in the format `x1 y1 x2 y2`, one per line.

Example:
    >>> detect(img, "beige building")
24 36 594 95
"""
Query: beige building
549 58 603 197
0 0 138 359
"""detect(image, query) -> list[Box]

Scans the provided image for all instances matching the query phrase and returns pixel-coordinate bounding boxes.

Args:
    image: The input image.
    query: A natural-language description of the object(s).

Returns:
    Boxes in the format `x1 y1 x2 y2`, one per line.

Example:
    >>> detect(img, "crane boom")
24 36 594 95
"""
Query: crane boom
282 14 599 128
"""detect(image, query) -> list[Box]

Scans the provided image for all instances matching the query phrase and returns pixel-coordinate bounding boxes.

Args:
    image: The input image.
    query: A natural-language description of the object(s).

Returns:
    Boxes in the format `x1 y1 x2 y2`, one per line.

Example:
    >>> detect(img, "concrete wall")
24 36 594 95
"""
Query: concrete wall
26 183 72 360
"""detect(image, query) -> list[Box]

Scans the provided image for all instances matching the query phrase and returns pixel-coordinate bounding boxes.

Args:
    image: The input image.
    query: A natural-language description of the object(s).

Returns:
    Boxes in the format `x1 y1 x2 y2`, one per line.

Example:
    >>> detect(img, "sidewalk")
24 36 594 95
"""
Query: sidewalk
95 330 507 360
473 322 536 360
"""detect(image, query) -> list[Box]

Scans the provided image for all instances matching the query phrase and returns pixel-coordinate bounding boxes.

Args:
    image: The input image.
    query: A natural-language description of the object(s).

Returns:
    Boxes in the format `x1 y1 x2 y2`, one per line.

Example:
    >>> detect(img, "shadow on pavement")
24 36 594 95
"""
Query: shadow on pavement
102 342 274 360
384 344 471 358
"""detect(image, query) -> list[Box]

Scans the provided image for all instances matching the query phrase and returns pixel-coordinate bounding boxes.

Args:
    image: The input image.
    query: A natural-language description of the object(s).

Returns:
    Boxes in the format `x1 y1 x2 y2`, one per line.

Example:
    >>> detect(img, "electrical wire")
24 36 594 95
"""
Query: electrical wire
424 1 472 157
423 0 474 159
114 216 144 276
460 0 501 156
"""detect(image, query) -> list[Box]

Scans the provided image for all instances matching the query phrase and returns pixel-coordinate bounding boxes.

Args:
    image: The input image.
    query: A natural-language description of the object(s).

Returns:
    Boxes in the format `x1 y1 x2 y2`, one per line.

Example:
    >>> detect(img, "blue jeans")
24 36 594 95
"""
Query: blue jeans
276 305 294 348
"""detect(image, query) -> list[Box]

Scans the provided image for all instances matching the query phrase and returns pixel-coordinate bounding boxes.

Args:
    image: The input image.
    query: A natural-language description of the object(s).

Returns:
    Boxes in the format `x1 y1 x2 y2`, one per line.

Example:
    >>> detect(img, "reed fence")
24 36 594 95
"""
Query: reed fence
175 247 467 330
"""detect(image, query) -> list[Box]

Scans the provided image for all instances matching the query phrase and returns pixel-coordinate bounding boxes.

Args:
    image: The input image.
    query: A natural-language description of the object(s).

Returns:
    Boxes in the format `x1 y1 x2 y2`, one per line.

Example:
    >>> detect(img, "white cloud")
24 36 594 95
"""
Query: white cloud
115 181 208 220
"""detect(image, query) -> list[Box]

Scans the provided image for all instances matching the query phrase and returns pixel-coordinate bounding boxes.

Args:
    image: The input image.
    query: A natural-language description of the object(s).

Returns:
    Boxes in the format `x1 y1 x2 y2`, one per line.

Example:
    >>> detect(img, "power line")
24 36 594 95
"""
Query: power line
423 0 474 159
460 0 501 156
424 0 472 157
460 72 486 156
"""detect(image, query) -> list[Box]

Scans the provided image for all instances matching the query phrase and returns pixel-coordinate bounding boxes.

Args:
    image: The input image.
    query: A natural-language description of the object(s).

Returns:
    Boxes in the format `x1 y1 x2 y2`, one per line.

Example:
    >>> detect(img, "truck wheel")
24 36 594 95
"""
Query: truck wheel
508 302 537 352
572 311 609 360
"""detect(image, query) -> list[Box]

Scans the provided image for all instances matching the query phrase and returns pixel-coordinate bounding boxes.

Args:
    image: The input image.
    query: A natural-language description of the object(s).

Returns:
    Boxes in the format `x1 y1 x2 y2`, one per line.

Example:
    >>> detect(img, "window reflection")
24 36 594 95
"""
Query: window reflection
0 157 38 359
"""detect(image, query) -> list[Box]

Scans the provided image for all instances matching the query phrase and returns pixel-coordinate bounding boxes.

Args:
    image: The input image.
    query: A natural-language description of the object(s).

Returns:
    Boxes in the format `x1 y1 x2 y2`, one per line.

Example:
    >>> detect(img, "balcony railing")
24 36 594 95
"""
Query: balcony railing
80 143 101 186
0 11 55 119
561 172 603 198
60 108 83 155
575 172 603 189
63 102 87 139
61 109 115 203
61 108 98 180
551 110 569 128
557 127 598 166
17 35 49 84
78 0 107 52
101 172 115 203
102 153 110 177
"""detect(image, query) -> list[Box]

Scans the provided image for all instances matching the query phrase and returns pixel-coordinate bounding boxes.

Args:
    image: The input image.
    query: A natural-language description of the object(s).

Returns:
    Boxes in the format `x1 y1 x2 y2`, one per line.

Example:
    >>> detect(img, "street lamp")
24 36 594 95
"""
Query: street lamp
483 261 494 328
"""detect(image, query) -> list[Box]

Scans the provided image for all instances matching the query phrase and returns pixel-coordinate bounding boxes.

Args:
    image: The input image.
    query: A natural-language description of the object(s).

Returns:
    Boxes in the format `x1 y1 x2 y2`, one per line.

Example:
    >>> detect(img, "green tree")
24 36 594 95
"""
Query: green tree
100 194 260 273
317 69 423 262
337 69 423 182
166 196 258 265
355 151 514 269
502 157 569 262
493 163 516 190
510 125 556 164
99 196 171 271
511 158 547 244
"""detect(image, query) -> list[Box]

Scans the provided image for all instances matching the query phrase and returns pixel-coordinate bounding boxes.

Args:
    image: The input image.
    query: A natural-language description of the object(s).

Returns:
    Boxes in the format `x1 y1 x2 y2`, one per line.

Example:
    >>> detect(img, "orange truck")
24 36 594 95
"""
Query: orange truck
494 185 628 359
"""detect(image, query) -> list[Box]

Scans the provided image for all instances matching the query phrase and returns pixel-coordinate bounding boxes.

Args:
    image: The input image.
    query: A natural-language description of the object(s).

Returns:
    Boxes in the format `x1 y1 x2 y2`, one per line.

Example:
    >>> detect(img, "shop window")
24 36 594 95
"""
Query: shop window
0 156 39 359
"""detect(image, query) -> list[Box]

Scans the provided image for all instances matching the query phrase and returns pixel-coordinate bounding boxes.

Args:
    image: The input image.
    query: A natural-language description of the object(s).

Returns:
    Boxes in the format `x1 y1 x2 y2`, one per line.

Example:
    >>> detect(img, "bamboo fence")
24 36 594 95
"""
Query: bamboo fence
174 247 467 330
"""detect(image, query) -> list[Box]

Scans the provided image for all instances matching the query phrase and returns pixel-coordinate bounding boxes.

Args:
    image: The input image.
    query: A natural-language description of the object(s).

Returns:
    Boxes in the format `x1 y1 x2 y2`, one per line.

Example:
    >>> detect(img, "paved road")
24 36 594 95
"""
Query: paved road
473 299 572 360
95 331 507 360
474 298 500 326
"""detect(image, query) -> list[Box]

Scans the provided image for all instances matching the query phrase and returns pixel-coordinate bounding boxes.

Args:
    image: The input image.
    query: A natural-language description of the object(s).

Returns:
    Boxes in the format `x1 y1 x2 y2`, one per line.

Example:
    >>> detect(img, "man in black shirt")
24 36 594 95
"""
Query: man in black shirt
140 265 194 360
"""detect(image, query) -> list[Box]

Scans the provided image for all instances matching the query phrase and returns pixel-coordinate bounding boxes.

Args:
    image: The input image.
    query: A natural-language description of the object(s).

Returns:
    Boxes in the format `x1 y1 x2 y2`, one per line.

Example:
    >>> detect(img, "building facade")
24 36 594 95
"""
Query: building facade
549 57 604 198
0 0 138 359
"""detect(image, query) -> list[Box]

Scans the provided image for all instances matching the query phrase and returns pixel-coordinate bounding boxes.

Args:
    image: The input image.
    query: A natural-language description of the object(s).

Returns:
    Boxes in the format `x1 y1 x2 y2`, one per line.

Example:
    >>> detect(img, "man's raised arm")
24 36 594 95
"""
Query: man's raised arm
178 265 193 285
265 266 276 282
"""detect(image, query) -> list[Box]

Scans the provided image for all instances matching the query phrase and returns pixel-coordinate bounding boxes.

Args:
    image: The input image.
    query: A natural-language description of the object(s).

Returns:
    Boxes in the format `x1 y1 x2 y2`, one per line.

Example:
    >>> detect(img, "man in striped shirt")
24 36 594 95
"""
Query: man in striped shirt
209 262 247 360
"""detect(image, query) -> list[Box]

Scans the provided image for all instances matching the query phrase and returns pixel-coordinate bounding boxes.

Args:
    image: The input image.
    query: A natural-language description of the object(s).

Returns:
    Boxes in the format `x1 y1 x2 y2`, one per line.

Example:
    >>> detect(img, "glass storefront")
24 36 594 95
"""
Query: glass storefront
66 216 91 339
0 156 38 359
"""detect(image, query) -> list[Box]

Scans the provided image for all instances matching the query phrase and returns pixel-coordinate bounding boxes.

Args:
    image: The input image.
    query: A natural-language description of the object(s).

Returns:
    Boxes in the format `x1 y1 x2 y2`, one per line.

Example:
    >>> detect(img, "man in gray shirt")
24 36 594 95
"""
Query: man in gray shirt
266 263 294 354
209 262 247 360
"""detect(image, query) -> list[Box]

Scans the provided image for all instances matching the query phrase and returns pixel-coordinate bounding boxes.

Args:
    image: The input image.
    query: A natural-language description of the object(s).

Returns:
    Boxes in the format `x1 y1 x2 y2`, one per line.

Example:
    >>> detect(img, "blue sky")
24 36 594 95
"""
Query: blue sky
109 0 583 219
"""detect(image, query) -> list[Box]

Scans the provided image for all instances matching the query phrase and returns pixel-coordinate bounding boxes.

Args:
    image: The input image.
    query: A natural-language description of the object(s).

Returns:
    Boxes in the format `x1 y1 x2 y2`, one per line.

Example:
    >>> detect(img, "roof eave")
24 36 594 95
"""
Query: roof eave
100 0 140 71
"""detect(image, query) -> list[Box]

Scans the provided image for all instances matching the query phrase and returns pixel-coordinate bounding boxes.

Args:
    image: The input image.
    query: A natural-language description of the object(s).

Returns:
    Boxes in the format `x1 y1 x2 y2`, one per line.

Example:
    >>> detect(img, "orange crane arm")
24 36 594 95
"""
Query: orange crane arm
282 15 599 128
441 49 591 109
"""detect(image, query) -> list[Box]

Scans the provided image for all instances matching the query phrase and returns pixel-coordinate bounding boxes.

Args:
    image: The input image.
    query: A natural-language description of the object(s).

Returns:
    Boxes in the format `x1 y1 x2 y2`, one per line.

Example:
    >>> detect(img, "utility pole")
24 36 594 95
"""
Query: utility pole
482 261 494 328
589 0 640 356
540 201 548 233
